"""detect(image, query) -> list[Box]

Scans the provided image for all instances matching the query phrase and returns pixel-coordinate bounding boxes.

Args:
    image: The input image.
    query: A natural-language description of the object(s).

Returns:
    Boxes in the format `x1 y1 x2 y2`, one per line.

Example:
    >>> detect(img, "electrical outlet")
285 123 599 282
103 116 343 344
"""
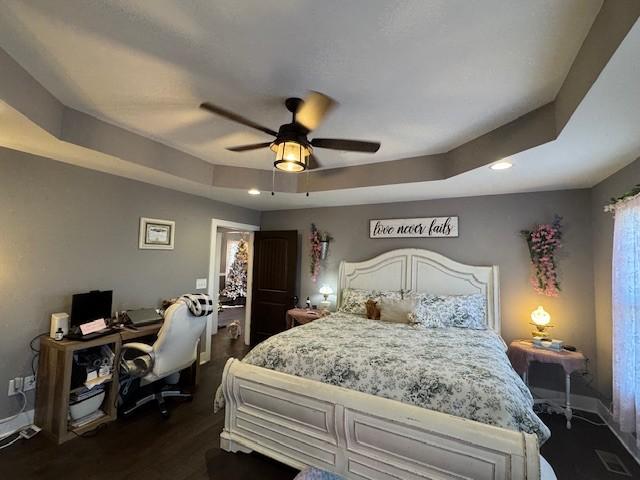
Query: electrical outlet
8 377 23 396
23 375 36 392
8 378 16 396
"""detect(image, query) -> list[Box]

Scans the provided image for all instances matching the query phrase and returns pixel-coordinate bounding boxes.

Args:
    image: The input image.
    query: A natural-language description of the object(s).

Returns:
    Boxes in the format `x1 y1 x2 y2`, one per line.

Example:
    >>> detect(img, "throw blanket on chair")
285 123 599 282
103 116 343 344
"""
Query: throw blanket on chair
179 294 214 317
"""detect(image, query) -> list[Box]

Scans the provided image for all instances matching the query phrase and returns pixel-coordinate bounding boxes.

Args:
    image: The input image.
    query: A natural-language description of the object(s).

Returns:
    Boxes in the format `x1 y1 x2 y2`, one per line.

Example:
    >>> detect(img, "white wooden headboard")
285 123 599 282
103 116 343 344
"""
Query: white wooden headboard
337 248 501 333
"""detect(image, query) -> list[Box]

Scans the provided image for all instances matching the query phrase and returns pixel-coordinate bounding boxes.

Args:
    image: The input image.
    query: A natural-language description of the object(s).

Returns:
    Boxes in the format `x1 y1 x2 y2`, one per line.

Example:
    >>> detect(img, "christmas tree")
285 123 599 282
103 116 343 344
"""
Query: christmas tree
222 239 248 300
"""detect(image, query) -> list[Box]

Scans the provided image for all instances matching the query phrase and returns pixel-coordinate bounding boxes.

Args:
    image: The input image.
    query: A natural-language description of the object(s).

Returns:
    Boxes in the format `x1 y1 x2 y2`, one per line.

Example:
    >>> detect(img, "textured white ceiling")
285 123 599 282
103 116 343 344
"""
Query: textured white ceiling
0 0 601 170
2 13 638 212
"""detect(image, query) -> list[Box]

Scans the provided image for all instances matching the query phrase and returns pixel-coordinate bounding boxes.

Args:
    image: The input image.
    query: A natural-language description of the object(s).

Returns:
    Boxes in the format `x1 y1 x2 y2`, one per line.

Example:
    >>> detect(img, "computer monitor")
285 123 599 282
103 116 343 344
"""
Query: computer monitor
70 290 113 327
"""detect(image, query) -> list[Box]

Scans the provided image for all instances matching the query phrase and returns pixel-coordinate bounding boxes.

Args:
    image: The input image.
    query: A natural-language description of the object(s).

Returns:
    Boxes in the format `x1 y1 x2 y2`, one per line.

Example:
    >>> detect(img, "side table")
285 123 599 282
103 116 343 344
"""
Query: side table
507 340 586 429
286 308 327 329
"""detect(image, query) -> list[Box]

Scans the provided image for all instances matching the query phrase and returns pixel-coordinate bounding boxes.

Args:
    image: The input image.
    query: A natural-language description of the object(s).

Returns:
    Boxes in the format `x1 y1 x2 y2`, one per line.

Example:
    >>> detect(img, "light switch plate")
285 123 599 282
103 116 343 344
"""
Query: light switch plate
196 278 207 289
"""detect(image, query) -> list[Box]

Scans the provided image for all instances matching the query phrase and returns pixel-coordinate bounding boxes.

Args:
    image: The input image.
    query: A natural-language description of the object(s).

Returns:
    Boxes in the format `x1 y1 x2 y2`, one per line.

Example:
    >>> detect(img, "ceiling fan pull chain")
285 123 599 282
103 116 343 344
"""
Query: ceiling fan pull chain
306 169 310 197
272 167 276 196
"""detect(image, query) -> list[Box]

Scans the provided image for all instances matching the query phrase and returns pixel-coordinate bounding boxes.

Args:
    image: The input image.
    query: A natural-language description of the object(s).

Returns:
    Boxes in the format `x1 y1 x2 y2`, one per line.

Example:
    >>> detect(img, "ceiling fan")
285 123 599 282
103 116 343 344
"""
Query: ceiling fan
199 91 381 173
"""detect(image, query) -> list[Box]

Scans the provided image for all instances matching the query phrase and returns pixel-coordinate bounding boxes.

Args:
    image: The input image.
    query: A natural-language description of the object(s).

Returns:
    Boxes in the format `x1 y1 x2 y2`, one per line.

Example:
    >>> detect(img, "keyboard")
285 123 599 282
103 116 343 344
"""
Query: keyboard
65 327 118 341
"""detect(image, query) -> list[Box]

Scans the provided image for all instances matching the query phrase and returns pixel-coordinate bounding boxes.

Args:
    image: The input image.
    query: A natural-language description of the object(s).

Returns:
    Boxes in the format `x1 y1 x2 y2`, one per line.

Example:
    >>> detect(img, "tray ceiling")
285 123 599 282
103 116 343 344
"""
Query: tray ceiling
0 0 601 170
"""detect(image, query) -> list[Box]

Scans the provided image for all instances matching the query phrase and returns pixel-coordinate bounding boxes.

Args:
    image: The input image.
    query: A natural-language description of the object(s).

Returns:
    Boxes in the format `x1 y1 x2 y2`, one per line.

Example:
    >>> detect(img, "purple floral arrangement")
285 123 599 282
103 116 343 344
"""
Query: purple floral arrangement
521 215 563 297
309 223 322 283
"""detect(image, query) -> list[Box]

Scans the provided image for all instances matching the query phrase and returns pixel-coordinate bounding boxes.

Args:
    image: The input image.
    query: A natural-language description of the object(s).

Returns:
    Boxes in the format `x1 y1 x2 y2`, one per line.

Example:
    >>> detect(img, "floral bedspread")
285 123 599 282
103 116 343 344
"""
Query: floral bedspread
216 313 550 444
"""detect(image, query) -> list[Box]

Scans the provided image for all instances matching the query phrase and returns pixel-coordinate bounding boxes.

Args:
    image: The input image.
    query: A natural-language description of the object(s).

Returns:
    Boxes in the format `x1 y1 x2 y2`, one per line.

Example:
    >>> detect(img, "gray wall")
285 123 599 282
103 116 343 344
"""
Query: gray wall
0 147 259 417
262 190 599 394
591 156 640 403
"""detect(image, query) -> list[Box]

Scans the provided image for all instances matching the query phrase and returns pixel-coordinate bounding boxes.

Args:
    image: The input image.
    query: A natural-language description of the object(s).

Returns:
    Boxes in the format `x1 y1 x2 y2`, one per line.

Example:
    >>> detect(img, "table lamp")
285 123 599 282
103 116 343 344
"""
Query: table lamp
530 306 553 340
319 285 333 312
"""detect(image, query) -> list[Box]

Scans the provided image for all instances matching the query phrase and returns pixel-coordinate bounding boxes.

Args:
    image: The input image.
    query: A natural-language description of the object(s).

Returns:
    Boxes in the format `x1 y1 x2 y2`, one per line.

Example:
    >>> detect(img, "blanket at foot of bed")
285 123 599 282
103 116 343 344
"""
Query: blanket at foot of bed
294 467 344 480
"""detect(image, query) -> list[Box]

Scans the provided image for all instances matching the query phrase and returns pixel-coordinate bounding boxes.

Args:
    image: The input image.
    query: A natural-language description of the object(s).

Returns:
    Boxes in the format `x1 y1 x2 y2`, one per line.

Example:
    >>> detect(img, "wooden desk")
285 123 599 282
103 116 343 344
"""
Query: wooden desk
119 323 162 341
35 322 198 444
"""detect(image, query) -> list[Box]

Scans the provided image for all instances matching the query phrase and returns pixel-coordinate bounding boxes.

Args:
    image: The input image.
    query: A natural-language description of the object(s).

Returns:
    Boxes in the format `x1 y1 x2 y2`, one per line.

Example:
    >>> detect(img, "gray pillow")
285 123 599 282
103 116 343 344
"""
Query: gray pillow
412 293 487 329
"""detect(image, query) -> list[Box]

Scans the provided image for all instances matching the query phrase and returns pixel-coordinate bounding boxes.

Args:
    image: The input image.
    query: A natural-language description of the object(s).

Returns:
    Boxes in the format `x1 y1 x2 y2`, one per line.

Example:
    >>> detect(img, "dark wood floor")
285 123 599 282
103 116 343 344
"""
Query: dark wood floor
1 331 638 480
217 306 246 328
0 332 295 480
540 410 640 479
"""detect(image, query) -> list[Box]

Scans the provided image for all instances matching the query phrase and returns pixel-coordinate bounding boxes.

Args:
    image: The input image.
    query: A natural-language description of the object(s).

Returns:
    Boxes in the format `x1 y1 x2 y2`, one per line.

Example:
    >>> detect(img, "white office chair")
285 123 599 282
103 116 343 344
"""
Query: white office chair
120 299 208 417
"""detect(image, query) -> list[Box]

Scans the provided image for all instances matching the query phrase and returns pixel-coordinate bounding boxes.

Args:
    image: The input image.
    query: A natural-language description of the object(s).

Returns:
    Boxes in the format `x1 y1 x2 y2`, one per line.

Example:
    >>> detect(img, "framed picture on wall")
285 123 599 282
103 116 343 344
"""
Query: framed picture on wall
139 217 175 250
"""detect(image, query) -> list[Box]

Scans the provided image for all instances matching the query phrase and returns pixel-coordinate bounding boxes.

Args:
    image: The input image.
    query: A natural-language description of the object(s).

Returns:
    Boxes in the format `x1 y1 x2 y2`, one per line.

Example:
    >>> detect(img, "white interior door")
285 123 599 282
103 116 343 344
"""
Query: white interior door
202 219 259 363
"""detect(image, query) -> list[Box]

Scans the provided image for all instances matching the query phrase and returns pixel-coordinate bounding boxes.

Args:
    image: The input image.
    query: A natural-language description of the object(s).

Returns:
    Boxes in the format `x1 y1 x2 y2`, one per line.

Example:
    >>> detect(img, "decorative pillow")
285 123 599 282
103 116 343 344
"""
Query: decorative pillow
338 288 373 315
379 297 417 324
412 293 487 329
339 288 402 315
365 299 381 320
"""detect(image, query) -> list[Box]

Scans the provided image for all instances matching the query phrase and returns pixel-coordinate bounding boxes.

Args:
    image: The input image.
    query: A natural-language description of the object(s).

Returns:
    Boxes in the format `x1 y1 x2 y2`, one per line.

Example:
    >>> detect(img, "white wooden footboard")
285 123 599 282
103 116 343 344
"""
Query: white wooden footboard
220 358 541 479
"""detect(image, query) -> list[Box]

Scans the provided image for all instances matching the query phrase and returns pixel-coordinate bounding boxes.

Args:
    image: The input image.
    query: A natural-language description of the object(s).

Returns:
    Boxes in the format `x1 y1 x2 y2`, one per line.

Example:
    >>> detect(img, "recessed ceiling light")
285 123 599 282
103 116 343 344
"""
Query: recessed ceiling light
490 161 513 171
248 188 261 195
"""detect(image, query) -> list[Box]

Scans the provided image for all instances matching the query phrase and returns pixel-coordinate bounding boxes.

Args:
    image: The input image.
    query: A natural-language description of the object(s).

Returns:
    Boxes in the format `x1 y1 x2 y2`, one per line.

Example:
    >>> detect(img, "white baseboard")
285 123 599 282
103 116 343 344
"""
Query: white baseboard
532 387 640 466
0 409 34 439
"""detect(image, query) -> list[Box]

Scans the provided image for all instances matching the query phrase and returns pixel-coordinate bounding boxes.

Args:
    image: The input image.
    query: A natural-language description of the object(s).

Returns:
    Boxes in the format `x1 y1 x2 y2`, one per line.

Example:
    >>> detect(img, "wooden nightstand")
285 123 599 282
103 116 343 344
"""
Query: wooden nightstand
507 340 586 429
286 308 327 329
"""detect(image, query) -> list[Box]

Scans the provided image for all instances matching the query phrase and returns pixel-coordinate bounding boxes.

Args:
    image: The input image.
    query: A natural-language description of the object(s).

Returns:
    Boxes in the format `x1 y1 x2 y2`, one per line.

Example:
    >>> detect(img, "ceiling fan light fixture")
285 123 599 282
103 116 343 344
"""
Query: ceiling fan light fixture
272 140 311 173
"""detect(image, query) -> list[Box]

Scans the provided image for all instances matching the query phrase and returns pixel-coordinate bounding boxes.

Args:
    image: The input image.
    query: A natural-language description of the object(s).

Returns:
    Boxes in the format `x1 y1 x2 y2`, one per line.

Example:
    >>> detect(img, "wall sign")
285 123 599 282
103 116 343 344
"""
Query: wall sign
370 217 458 239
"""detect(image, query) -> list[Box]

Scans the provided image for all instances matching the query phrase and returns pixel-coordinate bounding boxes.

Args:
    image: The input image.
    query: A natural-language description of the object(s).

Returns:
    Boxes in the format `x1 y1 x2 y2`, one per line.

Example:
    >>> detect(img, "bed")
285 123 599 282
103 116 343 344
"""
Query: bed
217 248 555 479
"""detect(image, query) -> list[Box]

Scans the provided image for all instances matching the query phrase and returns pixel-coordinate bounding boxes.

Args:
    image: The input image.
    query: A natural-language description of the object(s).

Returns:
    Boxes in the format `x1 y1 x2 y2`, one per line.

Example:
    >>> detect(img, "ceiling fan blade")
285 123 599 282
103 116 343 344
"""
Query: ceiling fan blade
200 102 278 137
295 91 337 132
307 154 322 170
226 142 272 152
311 138 380 153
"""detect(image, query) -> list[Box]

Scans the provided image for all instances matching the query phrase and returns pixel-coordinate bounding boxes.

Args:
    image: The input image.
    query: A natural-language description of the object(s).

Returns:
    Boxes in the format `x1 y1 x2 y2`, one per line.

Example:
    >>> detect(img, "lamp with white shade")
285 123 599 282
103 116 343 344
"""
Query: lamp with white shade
530 306 553 340
319 285 333 312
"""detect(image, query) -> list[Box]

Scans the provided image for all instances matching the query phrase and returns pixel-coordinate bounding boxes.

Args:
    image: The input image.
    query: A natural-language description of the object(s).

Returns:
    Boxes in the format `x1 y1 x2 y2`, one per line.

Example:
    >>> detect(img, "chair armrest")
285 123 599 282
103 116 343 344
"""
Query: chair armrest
120 342 154 377
122 342 154 355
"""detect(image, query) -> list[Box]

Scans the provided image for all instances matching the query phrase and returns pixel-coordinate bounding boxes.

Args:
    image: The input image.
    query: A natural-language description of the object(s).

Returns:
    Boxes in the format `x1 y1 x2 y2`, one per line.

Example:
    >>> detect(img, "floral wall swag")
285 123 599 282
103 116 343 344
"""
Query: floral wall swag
521 215 563 297
309 223 332 283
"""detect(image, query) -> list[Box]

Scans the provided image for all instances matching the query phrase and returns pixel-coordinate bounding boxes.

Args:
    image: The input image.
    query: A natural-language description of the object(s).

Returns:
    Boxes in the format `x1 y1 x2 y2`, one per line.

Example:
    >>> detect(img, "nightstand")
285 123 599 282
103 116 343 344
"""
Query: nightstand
286 308 327 329
507 340 586 429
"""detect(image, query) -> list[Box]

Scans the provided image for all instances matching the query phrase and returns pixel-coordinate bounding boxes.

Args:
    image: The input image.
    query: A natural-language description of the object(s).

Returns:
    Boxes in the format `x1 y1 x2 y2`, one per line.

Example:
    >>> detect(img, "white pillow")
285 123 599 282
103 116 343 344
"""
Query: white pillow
379 297 417 324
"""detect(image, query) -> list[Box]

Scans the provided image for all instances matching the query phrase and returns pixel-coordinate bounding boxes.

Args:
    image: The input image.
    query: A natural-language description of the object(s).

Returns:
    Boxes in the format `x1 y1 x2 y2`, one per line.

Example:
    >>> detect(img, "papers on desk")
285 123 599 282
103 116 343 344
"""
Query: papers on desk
79 318 108 335
84 373 112 390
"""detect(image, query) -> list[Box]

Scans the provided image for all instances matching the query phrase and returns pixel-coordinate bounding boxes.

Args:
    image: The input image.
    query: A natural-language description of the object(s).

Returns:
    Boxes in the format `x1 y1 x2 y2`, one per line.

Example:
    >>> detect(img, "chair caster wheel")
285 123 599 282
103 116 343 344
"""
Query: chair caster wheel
157 393 170 418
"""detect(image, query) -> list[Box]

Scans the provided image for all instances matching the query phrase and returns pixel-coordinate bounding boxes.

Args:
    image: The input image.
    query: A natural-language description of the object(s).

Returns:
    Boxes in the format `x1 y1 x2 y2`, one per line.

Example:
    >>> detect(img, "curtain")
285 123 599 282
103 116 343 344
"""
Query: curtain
612 195 640 447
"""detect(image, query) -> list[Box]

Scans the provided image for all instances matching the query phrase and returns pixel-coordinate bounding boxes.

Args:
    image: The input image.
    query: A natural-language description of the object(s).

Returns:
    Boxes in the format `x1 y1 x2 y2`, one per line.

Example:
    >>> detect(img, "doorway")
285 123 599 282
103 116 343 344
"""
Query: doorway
202 219 259 363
